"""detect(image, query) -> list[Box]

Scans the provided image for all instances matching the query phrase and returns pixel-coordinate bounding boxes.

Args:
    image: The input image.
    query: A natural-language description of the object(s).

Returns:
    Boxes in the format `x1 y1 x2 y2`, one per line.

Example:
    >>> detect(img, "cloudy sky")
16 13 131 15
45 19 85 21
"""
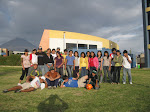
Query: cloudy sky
0 0 143 54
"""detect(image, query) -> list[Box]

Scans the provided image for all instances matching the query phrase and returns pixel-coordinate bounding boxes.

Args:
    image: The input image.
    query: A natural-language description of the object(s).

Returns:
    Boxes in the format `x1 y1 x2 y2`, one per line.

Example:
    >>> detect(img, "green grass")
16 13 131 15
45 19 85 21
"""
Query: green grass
0 67 150 112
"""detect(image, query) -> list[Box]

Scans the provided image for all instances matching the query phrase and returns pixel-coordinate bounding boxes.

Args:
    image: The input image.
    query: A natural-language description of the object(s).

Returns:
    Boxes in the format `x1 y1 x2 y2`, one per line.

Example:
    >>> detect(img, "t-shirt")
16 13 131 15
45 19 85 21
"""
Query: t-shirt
55 56 64 68
30 54 38 66
51 53 57 61
89 58 94 67
122 55 132 69
27 66 41 76
36 52 46 65
110 53 116 66
21 55 30 68
75 57 80 66
30 77 41 89
66 56 75 66
102 56 111 66
89 74 98 84
64 77 78 87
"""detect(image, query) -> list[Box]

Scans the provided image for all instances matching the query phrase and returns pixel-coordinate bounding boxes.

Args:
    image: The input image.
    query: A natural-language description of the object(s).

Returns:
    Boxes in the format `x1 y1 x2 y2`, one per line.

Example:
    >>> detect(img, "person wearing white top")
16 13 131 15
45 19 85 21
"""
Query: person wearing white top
122 50 132 84
51 49 57 61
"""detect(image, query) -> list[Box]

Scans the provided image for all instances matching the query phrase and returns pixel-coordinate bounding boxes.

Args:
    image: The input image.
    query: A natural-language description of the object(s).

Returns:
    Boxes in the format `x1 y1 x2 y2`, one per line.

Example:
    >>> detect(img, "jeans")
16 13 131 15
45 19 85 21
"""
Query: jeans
73 66 79 78
38 65 45 76
103 66 112 83
46 78 59 87
97 67 103 83
56 67 63 78
44 63 53 73
63 65 68 76
114 66 121 83
20 68 29 80
90 67 96 75
66 65 73 77
111 66 115 81
123 67 132 83
81 67 87 77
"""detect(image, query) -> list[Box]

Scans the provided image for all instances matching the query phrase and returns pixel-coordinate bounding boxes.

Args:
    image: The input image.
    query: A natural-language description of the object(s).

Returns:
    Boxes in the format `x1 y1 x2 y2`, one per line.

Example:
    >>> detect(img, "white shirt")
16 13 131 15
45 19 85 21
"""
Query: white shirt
31 54 38 65
51 53 57 60
122 55 132 69
30 77 41 89
75 57 80 66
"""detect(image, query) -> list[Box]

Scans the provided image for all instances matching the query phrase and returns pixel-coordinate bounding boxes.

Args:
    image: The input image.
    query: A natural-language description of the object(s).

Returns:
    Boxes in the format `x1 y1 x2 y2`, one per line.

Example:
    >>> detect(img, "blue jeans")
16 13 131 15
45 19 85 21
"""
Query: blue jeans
123 67 132 83
38 65 45 76
66 66 73 77
103 66 112 83
46 78 59 87
81 67 87 77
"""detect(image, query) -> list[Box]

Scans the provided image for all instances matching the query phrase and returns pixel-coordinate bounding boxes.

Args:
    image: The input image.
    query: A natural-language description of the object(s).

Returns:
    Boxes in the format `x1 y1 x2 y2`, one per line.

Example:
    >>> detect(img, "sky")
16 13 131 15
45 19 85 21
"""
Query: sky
0 0 144 54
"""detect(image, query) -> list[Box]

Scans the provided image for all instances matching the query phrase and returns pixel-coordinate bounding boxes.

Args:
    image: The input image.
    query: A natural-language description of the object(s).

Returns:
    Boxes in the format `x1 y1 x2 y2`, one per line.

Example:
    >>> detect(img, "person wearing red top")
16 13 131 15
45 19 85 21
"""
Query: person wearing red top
88 51 99 75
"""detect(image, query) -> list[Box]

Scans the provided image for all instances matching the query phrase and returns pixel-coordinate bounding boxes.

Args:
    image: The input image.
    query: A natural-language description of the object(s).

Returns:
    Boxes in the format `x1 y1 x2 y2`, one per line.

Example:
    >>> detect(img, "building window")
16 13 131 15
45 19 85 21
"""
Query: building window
78 44 87 49
89 45 97 49
148 13 150 25
149 31 150 44
147 0 150 7
66 43 77 50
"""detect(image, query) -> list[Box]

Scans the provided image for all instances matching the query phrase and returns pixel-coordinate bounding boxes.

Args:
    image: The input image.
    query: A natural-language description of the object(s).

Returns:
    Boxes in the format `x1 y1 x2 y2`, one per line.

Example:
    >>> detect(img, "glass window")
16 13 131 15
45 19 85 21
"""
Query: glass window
147 0 150 7
66 43 77 50
148 13 150 25
78 44 87 49
89 45 97 49
149 31 150 44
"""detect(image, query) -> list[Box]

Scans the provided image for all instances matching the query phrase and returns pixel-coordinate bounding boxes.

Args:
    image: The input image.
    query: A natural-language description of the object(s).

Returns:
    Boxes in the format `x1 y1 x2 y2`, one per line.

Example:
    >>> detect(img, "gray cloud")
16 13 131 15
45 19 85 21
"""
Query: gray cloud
0 0 144 54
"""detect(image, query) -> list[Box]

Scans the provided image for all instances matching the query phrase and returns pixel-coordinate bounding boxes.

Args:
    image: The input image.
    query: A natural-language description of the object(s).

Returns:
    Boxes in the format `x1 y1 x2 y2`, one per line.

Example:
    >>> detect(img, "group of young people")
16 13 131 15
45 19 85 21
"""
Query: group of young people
3 47 133 93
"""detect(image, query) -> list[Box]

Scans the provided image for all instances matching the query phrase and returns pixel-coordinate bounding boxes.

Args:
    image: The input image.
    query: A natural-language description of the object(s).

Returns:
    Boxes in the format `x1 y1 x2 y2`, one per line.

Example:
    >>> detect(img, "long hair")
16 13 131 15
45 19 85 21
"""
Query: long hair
74 51 79 58
97 51 102 58
90 51 96 58
86 51 91 58
81 52 86 58
56 51 62 57
104 51 109 59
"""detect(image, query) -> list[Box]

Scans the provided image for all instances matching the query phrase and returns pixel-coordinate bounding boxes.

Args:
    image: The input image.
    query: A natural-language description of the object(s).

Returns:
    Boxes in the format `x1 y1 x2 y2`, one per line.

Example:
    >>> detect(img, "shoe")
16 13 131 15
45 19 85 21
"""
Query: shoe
53 86 57 89
3 89 9 93
48 86 52 89
18 83 21 86
14 89 21 93
123 82 126 84
130 82 132 84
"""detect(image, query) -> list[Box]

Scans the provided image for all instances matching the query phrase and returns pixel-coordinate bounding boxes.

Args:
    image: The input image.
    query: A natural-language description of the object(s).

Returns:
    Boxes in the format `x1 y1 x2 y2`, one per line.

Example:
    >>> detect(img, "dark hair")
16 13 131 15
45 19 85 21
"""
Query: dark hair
112 48 116 52
74 51 79 57
63 75 68 80
123 50 128 54
97 51 102 58
32 49 37 52
90 51 96 58
52 49 55 51
47 48 51 51
116 50 121 55
81 52 86 58
69 50 73 53
86 51 91 58
104 51 109 59
64 49 68 52
56 51 62 57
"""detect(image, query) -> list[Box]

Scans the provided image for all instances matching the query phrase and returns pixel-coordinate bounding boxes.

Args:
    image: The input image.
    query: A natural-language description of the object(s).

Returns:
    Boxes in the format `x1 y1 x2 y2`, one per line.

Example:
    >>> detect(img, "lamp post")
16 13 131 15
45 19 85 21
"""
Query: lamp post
63 32 66 51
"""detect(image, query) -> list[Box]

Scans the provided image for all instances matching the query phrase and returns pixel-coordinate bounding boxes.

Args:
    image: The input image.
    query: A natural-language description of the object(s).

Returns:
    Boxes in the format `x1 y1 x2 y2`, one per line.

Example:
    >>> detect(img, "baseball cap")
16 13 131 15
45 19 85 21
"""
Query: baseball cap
24 49 29 52
92 70 97 74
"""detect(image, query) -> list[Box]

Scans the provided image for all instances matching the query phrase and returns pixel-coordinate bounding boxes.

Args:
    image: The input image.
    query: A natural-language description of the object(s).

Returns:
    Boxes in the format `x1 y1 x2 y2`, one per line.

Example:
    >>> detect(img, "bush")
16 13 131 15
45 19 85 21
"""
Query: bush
0 54 21 66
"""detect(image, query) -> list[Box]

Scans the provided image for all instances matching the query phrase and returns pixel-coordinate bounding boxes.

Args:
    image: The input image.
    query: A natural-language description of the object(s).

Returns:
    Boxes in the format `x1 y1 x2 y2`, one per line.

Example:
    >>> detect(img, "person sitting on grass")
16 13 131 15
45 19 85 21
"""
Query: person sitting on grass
87 70 100 90
3 76 48 93
44 68 61 89
60 74 88 88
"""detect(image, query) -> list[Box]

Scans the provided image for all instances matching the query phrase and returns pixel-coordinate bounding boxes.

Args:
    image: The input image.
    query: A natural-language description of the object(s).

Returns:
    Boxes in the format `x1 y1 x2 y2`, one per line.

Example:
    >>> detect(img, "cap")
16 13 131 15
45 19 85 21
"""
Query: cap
24 49 29 52
38 46 42 50
92 70 97 74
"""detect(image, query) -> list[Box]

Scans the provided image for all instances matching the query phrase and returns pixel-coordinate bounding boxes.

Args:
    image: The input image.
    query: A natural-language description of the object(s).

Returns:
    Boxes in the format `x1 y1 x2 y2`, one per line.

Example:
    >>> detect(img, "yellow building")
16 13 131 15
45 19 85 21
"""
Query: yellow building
39 29 119 52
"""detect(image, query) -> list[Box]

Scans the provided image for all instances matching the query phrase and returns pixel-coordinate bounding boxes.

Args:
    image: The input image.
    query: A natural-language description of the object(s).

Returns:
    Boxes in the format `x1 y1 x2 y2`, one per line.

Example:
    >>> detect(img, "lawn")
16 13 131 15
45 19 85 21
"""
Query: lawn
0 67 150 112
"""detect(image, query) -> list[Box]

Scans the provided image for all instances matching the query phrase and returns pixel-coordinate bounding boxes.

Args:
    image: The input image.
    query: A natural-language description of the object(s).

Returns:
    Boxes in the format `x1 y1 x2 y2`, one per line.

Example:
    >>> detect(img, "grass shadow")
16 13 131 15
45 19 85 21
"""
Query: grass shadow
37 94 68 112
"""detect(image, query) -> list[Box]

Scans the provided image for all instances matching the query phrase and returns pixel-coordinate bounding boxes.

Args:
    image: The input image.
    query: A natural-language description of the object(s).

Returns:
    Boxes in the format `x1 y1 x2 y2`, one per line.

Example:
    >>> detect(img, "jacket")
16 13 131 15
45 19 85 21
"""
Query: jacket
88 57 99 69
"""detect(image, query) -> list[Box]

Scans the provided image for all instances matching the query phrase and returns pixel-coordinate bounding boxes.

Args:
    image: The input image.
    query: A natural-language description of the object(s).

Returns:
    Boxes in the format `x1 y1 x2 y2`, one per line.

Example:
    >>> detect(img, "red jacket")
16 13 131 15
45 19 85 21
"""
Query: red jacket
88 57 99 69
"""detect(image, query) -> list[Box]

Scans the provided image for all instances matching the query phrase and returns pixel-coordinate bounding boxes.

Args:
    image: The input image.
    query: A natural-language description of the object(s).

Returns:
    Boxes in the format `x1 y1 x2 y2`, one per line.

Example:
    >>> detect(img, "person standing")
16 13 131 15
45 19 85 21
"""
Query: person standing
88 51 99 74
54 51 64 78
86 51 91 75
73 51 80 78
62 49 68 76
122 50 132 84
44 48 54 73
18 49 30 85
100 51 112 83
97 51 103 83
79 52 88 77
51 49 57 61
113 50 123 84
30 49 38 67
65 50 75 77
36 47 46 76
110 48 117 82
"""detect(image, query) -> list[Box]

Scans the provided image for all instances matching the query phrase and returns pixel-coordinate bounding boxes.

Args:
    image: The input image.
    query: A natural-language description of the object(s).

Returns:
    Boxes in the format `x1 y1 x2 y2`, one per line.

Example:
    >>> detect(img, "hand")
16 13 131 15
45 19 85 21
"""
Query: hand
57 66 60 68
109 67 111 71
73 67 75 70
100 67 102 71
50 78 55 81
23 67 25 70
95 84 99 88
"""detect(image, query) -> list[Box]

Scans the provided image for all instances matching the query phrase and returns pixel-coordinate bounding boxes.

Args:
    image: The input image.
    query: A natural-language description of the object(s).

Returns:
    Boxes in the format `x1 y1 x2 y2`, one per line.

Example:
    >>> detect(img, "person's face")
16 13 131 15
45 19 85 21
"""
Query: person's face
47 49 51 54
92 73 96 76
64 78 69 82
51 70 55 73
124 53 128 57
75 52 78 57
33 50 36 54
57 49 60 52
40 78 44 83
81 53 84 57
39 49 42 53
113 50 116 54
56 53 60 57
91 52 94 57
98 52 101 56
104 53 108 56
69 51 73 55
64 51 68 55
52 50 55 54
117 52 120 56
25 52 28 55
33 64 38 69
87 52 90 56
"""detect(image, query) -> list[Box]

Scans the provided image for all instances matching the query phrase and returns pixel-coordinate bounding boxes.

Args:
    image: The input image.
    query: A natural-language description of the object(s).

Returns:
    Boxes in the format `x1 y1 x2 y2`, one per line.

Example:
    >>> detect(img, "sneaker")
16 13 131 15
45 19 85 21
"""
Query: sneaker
130 82 132 84
123 82 126 84
48 86 52 89
18 83 21 86
3 89 9 93
53 86 57 89
14 89 21 93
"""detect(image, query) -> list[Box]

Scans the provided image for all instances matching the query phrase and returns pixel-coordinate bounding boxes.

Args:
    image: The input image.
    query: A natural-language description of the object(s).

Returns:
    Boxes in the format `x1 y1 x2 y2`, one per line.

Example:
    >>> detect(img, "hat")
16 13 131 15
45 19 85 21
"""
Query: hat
32 49 37 51
50 67 55 71
116 50 121 54
38 46 42 50
92 70 97 74
24 49 29 52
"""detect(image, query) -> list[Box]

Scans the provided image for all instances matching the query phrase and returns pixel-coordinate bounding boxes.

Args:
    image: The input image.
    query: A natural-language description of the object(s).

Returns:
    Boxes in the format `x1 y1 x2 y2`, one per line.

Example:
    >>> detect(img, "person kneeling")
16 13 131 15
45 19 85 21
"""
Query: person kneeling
44 68 60 89
60 74 88 88
87 70 100 90
3 76 47 93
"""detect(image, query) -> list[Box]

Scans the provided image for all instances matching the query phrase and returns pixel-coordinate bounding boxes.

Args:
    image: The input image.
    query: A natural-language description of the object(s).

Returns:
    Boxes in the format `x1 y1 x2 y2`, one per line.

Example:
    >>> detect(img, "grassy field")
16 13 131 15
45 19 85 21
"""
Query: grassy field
0 67 150 112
